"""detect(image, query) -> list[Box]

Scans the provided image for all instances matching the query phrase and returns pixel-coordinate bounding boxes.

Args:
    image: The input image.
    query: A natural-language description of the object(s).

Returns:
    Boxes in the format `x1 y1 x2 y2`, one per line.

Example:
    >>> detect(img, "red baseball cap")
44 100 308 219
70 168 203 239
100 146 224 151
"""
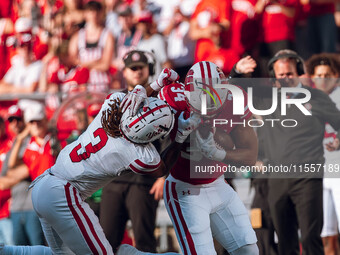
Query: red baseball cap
7 105 23 121
137 11 153 23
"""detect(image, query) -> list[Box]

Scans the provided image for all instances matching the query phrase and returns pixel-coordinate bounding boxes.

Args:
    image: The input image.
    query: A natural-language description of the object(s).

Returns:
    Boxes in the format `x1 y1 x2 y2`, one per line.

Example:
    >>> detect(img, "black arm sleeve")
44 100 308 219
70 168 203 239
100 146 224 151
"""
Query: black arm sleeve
228 65 244 79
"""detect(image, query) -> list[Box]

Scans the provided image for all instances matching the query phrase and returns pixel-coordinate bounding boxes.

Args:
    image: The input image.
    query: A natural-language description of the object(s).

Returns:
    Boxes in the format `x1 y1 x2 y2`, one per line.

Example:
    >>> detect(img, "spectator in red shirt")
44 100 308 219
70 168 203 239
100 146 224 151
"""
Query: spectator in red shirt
189 0 240 74
39 41 90 119
0 116 13 245
262 0 297 47
16 0 49 60
42 42 90 97
257 0 298 76
0 103 45 246
22 102 56 180
229 0 262 57
0 18 42 95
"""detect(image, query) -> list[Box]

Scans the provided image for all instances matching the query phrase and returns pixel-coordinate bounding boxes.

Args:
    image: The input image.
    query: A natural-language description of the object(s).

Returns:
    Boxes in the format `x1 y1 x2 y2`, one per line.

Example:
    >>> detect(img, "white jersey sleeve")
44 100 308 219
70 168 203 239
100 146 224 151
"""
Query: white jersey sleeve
128 145 161 175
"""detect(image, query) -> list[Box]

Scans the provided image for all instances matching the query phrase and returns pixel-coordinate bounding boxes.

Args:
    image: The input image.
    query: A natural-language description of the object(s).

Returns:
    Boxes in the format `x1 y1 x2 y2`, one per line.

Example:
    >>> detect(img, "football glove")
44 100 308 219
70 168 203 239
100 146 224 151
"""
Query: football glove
175 112 201 143
150 68 179 91
120 85 149 116
196 131 227 162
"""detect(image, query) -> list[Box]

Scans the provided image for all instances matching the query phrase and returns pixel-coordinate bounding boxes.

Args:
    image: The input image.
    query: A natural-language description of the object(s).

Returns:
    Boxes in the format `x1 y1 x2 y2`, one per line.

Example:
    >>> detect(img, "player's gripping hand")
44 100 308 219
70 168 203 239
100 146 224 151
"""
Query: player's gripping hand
150 68 179 91
196 131 226 161
120 85 149 116
175 112 201 143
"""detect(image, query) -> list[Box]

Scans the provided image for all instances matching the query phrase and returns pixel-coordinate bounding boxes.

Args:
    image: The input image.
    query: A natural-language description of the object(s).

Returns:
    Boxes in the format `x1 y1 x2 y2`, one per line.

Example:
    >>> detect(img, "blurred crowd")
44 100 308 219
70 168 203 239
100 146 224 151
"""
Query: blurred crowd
1 0 340 254
0 0 339 94
1 0 340 106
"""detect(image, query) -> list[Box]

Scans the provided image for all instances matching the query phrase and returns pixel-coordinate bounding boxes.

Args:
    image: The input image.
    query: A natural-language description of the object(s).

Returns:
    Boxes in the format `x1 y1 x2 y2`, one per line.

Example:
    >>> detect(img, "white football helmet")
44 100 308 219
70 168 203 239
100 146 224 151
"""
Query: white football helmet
184 61 229 117
120 97 175 144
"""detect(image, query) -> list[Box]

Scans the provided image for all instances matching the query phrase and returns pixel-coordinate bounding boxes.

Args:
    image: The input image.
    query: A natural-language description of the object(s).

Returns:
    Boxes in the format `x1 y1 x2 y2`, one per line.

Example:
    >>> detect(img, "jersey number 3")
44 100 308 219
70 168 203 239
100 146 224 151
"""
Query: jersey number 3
69 128 108 162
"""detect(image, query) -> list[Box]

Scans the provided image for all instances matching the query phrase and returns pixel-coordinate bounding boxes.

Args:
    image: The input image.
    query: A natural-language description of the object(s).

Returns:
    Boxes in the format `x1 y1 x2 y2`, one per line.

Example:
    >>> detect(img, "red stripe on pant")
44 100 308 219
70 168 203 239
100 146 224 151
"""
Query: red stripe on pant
171 182 197 255
166 180 197 255
72 186 107 255
64 183 105 255
165 180 189 255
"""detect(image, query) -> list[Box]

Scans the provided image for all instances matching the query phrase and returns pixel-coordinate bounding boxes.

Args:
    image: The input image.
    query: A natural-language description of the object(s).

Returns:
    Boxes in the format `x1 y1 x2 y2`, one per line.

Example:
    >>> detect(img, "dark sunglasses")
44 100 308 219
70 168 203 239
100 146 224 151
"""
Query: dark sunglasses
8 117 23 123
129 66 145 71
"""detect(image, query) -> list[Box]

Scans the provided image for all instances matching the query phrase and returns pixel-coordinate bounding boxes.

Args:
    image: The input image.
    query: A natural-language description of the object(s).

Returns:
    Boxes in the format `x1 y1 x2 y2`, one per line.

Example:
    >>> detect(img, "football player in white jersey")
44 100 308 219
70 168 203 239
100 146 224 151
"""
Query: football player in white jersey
0 70 202 255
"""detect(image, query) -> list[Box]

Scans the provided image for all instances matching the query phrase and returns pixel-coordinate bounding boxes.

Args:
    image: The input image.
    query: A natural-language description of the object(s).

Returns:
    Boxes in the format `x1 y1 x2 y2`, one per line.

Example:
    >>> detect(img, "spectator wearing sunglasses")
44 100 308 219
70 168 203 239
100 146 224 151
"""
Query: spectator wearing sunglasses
0 18 42 95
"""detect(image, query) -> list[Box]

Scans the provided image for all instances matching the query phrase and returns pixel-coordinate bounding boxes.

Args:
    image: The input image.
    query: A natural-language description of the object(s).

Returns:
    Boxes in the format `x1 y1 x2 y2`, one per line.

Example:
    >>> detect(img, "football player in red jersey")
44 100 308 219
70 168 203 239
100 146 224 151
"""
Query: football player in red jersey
123 62 259 254
137 62 259 255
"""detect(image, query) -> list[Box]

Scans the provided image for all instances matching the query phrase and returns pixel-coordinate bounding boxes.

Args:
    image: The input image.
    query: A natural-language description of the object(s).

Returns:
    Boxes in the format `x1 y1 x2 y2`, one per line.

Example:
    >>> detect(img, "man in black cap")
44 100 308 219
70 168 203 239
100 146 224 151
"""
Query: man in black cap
100 50 163 253
122 50 151 91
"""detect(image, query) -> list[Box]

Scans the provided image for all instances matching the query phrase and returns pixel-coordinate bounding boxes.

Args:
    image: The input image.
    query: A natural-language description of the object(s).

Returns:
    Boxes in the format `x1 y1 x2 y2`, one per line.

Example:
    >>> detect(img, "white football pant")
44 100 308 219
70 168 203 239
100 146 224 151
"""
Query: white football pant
164 175 258 255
